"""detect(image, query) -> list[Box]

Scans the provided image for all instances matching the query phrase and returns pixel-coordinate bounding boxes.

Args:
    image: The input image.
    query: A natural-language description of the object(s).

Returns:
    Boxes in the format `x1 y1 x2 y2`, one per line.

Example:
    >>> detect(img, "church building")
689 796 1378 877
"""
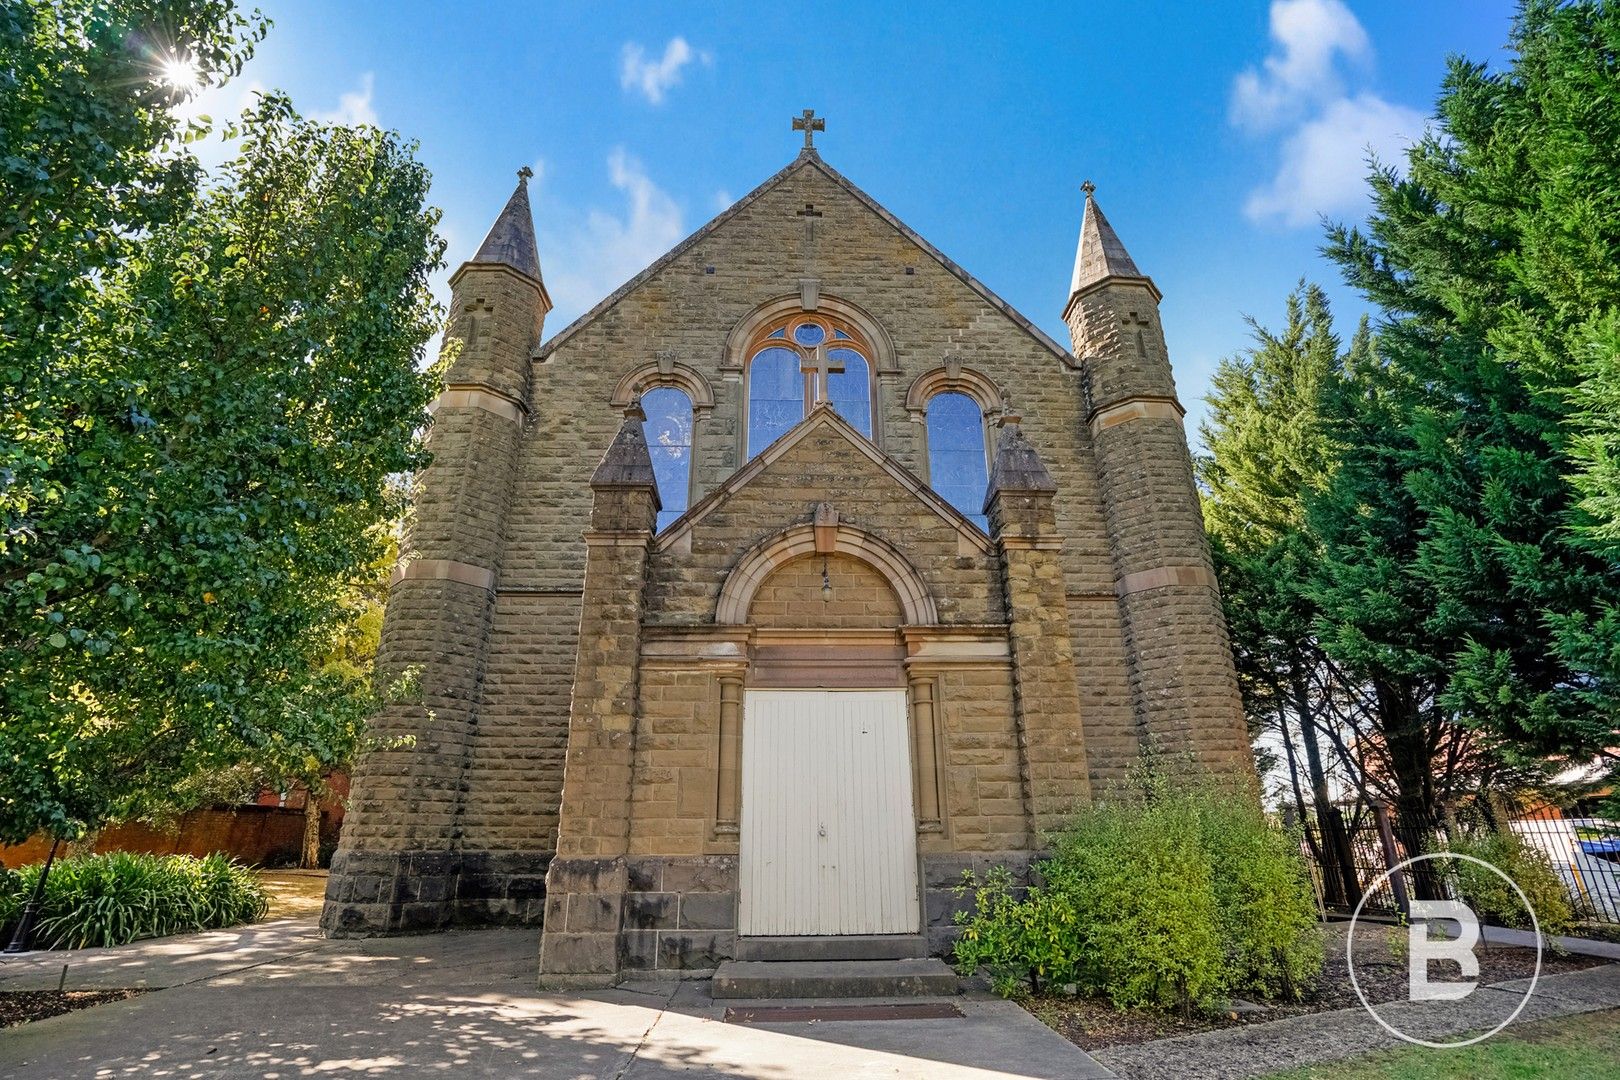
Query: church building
321 114 1253 985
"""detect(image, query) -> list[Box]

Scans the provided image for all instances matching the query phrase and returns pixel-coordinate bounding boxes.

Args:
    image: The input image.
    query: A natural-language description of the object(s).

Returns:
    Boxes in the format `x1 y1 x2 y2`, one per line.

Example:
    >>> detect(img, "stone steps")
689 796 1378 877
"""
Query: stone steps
711 958 960 1000
735 934 929 962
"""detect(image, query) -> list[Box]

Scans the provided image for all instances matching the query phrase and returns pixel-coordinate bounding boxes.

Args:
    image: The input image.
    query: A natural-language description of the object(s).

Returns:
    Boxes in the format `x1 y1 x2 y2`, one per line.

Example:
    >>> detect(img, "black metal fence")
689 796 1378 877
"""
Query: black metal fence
1297 802 1620 928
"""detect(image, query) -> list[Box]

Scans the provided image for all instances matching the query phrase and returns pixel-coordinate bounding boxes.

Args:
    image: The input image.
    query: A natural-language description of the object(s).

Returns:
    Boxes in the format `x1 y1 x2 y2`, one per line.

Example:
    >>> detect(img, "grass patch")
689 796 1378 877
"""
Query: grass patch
1260 1007 1620 1079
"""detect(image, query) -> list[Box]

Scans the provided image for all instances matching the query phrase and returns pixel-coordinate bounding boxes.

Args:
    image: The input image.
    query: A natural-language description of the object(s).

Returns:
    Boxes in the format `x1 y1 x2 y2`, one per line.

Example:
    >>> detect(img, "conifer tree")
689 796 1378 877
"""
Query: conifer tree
1319 0 1620 806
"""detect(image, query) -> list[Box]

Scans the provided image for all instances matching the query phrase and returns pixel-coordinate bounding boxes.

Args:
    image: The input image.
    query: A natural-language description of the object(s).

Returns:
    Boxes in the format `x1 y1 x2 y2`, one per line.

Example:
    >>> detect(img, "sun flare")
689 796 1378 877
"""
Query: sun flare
159 56 200 93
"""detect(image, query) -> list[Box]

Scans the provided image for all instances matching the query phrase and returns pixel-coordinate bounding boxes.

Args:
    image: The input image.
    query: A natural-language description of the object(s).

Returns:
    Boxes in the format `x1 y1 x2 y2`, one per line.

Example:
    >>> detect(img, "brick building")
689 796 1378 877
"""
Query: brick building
322 121 1253 984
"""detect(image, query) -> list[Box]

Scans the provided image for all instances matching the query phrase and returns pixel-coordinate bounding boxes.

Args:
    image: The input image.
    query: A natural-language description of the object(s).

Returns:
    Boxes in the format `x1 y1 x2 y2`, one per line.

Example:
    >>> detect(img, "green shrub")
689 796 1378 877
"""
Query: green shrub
952 780 1323 1015
1199 796 1324 1000
1450 830 1574 937
0 853 268 949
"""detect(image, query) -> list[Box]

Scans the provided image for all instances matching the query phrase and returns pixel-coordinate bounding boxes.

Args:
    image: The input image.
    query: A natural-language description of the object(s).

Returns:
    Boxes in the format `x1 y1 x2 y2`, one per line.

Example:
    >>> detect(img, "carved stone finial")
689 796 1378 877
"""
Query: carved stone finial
518 165 534 183
623 401 647 422
1081 179 1096 199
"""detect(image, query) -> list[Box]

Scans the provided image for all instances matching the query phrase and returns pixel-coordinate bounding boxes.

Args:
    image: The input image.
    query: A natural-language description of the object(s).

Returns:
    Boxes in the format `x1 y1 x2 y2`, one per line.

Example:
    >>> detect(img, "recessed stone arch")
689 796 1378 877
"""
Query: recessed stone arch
722 293 898 375
610 359 716 419
904 363 1003 421
716 521 938 626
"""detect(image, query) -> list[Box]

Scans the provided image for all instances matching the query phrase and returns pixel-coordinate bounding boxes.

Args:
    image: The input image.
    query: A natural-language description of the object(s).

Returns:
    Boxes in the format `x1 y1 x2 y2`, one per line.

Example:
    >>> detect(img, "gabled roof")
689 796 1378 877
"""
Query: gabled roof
654 402 993 555
536 150 1074 364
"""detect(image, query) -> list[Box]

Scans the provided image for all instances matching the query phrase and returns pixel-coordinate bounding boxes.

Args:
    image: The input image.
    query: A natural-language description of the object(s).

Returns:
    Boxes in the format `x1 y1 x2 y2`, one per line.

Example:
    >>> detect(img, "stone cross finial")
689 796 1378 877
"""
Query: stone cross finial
1081 179 1096 199
997 388 1022 429
792 109 825 150
518 165 534 183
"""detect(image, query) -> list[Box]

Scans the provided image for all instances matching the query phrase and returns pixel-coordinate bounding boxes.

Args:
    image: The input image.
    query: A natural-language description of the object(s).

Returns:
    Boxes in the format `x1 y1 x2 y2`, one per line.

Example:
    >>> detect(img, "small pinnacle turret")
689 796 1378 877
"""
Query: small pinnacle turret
983 412 1057 510
1067 182 1155 309
471 166 543 284
590 404 661 502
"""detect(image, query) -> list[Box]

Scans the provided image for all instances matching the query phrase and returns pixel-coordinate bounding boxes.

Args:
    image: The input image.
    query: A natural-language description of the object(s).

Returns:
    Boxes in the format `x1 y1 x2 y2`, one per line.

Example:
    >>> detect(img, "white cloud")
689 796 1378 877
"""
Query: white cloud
1232 1 1428 226
619 37 709 105
312 72 378 127
1230 0 1370 133
712 190 734 212
543 148 686 322
1243 93 1427 226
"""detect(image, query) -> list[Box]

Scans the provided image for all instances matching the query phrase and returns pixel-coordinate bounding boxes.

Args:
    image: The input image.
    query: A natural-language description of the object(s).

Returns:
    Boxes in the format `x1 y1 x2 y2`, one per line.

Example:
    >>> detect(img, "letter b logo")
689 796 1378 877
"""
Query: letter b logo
1408 899 1480 1001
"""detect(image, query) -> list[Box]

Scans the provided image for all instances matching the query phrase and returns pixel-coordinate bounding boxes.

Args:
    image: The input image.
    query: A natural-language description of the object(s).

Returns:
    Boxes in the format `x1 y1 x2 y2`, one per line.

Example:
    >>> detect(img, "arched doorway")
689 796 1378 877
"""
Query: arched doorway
721 529 931 938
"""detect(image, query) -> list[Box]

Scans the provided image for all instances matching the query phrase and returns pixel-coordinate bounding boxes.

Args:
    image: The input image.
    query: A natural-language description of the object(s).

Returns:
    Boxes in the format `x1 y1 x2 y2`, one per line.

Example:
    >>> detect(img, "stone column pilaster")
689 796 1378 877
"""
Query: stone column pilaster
539 407 659 986
985 417 1091 839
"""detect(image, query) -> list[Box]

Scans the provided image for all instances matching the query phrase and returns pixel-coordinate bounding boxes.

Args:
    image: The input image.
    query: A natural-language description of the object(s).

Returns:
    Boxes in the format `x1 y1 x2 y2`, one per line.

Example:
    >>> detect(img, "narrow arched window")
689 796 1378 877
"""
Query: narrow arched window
746 346 802 456
827 348 871 437
926 392 989 530
744 314 876 457
641 386 693 532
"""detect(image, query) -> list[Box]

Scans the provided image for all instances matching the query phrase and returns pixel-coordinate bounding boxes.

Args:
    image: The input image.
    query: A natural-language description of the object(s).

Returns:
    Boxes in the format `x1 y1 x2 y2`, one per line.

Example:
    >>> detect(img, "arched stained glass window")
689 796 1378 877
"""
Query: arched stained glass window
926 391 989 530
827 348 871 437
641 386 693 532
744 313 876 458
746 346 803 455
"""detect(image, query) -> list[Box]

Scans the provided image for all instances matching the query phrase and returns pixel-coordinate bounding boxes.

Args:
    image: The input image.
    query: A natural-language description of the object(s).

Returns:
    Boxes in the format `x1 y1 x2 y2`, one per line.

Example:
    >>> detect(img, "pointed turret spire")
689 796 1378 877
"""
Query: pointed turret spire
1068 181 1153 304
471 166 542 283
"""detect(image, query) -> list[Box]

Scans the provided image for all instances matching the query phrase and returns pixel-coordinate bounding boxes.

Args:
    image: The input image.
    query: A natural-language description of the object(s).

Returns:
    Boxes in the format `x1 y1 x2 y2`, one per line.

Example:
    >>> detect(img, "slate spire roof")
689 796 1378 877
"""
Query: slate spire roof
471 167 542 283
1068 182 1153 303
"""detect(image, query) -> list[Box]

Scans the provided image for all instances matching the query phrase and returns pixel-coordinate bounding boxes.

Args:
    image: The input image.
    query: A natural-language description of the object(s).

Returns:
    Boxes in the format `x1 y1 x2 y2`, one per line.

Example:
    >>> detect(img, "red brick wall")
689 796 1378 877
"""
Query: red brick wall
0 805 333 869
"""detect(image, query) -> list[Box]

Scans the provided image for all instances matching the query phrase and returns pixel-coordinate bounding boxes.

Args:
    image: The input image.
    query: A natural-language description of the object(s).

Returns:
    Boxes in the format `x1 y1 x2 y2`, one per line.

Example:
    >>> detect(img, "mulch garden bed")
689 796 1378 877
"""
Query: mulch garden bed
1025 921 1614 1051
0 989 143 1028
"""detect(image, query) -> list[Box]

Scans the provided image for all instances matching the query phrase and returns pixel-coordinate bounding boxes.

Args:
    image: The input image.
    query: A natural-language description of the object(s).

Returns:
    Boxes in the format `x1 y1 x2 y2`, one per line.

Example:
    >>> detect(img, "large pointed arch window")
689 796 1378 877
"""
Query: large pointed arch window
745 314 874 458
925 391 989 531
640 386 693 531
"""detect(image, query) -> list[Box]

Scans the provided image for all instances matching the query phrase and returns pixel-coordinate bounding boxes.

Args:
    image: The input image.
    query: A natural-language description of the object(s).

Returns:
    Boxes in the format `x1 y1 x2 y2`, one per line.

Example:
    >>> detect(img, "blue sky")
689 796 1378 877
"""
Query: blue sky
182 0 1519 442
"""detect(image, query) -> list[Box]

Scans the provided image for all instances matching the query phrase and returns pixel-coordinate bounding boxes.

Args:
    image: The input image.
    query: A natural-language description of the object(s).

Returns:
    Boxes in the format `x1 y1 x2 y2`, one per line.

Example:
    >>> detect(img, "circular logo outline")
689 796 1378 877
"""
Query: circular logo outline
1346 851 1542 1049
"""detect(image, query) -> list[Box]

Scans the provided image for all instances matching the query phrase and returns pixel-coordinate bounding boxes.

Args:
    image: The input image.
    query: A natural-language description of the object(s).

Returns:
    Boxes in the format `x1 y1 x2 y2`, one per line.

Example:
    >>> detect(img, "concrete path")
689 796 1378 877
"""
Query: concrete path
0 917 1111 1079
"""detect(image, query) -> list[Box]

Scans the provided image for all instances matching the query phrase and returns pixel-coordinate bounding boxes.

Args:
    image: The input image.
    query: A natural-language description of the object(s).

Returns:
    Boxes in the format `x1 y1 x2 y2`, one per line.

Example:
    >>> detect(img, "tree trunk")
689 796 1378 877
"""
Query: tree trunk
300 791 321 870
1376 681 1442 900
1292 664 1361 908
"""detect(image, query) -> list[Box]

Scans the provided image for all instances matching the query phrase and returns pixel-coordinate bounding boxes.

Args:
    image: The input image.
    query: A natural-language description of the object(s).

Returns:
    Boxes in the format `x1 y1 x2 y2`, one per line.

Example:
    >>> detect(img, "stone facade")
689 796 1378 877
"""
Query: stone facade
322 147 1253 982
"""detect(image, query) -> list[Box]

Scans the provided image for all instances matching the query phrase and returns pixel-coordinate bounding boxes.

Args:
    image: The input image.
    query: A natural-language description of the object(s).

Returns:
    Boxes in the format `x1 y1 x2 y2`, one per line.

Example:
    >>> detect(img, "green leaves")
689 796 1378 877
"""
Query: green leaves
0 4 443 844
950 781 1322 1013
2 852 269 950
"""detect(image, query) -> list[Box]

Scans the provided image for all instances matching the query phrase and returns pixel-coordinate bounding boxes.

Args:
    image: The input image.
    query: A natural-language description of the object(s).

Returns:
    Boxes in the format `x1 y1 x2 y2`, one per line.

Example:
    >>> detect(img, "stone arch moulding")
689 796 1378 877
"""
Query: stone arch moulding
716 522 938 626
904 364 1003 421
610 359 716 419
722 293 900 375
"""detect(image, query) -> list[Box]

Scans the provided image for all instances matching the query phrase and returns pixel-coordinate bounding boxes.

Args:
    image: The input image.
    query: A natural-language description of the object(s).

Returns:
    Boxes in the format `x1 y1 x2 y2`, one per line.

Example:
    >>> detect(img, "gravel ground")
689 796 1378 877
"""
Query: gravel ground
1028 921 1611 1051
255 870 328 919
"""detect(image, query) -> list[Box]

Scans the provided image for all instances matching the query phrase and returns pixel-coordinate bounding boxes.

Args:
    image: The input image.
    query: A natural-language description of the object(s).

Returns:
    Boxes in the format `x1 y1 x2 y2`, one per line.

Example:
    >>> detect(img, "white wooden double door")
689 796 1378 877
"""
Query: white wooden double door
739 689 920 936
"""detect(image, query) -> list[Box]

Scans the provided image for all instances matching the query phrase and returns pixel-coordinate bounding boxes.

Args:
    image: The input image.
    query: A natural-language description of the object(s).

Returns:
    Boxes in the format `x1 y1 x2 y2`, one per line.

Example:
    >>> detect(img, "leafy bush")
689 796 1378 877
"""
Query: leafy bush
1450 830 1574 937
953 780 1322 1014
0 853 268 949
